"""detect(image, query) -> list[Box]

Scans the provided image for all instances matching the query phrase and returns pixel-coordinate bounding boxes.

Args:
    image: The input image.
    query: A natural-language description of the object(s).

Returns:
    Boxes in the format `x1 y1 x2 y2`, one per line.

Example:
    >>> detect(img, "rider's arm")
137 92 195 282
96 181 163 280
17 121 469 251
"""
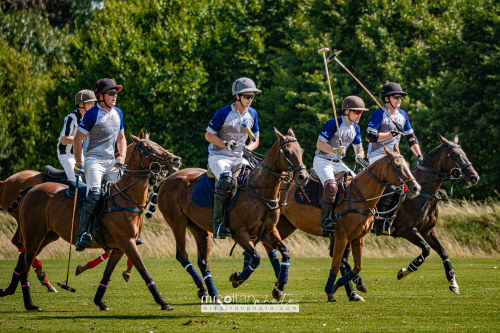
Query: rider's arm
402 111 422 156
245 136 259 151
316 138 335 154
205 132 227 148
366 109 392 142
116 133 127 164
73 131 85 163
354 147 364 155
61 136 74 145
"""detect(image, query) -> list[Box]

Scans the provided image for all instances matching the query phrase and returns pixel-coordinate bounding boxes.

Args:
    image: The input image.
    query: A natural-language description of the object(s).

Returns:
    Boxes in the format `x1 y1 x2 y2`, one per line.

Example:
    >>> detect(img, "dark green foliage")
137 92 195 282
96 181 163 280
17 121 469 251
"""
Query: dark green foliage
0 0 498 199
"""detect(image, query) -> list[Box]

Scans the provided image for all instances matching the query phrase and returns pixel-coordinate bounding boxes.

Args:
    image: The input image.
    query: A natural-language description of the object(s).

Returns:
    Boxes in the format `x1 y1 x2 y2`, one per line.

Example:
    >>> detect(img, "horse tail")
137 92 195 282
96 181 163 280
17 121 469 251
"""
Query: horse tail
8 187 33 213
145 183 161 218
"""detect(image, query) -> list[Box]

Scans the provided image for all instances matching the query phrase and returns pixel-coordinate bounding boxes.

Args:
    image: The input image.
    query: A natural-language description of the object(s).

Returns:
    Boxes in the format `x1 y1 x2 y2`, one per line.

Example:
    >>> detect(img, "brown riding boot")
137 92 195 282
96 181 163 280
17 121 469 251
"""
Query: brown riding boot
321 180 338 237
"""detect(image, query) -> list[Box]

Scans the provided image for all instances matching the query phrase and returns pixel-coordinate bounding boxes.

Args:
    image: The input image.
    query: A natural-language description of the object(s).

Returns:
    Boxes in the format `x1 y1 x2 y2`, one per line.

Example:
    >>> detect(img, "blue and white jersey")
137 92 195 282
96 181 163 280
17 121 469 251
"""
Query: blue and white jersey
206 104 259 157
366 107 413 158
57 110 83 155
315 116 362 160
77 104 124 160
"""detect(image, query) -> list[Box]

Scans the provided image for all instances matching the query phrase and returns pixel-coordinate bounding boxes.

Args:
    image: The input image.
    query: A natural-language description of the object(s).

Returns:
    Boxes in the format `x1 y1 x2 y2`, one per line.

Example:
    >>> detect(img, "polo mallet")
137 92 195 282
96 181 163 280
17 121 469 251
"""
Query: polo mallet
242 123 256 142
318 47 343 147
326 50 399 126
57 175 79 293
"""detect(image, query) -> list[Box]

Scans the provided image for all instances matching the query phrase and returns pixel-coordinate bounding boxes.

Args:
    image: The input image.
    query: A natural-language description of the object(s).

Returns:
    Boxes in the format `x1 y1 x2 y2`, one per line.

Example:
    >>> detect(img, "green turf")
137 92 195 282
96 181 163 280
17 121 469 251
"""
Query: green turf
0 257 499 332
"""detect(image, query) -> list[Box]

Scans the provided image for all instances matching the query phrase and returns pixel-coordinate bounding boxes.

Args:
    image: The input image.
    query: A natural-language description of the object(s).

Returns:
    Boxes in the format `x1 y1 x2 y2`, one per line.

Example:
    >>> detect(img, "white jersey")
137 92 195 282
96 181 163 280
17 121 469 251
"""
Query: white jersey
57 110 82 155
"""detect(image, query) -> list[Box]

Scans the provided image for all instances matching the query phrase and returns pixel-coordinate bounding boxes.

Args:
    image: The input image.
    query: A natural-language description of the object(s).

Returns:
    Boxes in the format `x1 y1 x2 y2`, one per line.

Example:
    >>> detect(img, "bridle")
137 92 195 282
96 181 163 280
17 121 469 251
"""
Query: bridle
416 144 472 199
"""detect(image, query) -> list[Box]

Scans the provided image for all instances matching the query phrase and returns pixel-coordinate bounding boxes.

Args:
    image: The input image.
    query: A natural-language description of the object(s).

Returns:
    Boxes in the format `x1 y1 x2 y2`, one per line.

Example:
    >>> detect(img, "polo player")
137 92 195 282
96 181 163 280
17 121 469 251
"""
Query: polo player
205 77 261 239
314 96 367 237
366 82 423 235
57 90 97 183
73 78 127 251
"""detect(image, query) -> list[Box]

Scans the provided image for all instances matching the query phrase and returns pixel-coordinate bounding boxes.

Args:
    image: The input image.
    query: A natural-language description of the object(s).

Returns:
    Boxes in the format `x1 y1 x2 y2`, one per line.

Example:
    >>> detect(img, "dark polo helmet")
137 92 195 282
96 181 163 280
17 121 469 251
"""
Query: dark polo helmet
342 95 368 111
75 89 97 106
381 82 407 99
94 78 123 96
232 77 262 95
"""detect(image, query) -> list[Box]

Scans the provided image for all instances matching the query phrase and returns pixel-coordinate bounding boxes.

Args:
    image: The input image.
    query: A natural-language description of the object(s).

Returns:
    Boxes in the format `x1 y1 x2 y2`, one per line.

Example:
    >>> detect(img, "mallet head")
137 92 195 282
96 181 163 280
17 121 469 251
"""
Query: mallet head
318 47 330 54
326 50 342 63
57 282 76 292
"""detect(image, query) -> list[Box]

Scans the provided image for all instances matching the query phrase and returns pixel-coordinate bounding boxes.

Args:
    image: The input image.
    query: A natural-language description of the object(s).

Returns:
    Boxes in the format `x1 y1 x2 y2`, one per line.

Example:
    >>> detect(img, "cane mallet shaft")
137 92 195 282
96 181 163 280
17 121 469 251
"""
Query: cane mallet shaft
57 176 79 293
318 47 343 146
242 123 256 142
327 50 396 123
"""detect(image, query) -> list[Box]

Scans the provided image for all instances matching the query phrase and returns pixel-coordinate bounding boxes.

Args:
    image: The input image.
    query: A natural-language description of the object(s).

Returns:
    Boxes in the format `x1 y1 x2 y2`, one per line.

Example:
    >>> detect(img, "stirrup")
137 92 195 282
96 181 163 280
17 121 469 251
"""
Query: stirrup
375 220 395 236
321 218 336 237
75 232 94 251
213 223 231 239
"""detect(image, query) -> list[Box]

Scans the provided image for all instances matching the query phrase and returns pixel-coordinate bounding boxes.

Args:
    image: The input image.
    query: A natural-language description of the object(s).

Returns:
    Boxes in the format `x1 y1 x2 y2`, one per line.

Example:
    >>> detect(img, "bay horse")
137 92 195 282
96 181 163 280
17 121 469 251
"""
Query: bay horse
156 128 308 302
277 144 419 302
0 130 182 311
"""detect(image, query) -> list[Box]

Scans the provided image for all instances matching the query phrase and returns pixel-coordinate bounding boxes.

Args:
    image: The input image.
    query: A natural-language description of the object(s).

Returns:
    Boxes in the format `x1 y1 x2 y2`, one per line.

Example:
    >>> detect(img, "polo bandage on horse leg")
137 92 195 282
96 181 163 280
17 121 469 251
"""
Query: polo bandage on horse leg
21 280 36 310
181 260 203 285
145 185 160 218
31 257 42 274
243 251 252 271
324 272 337 294
87 253 109 268
203 271 218 297
94 279 109 306
443 259 456 281
278 251 290 284
268 250 281 280
240 253 260 281
336 271 355 287
408 254 426 272
127 258 133 267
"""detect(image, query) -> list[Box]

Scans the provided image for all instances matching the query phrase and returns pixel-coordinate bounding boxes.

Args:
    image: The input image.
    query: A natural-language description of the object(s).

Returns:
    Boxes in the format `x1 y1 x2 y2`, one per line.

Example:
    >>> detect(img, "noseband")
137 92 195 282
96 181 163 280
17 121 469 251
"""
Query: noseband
364 155 415 196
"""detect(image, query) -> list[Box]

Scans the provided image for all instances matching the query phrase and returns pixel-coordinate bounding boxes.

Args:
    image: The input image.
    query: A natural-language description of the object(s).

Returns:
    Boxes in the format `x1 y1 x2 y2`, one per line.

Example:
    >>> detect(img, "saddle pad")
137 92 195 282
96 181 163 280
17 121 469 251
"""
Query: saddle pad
294 180 320 209
192 174 239 211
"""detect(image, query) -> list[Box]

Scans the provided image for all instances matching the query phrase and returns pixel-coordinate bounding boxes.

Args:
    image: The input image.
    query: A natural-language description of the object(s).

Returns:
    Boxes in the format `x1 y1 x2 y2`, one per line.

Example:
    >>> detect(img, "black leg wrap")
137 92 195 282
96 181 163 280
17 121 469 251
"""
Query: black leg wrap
1 271 21 297
94 279 109 310
21 280 40 311
340 263 357 299
443 259 455 281
408 254 426 272
141 269 173 310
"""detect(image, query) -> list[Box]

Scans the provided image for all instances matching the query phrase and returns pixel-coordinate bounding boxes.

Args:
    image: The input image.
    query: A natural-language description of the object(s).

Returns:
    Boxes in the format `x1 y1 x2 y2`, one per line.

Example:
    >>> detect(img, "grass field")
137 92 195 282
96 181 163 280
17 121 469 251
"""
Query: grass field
0 257 499 332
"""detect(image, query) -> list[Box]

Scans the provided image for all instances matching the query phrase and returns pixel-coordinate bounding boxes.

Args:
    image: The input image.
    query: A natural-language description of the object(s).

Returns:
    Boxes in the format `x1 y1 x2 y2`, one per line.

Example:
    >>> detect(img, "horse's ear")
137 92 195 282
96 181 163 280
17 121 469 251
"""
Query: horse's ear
383 144 391 156
453 135 458 144
129 132 140 144
274 127 284 141
437 133 448 145
145 131 150 139
138 129 145 139
393 144 400 154
287 127 295 138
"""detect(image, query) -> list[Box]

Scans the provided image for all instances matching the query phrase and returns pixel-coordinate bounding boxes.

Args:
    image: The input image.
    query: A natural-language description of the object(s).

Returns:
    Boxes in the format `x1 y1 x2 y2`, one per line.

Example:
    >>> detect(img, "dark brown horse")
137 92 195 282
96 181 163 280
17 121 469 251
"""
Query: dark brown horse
391 134 479 294
156 128 308 302
0 130 182 311
297 145 420 301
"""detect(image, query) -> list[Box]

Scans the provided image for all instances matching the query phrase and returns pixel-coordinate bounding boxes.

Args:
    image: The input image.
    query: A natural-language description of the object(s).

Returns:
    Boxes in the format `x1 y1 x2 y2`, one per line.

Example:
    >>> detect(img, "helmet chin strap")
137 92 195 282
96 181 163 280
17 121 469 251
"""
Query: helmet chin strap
98 94 113 109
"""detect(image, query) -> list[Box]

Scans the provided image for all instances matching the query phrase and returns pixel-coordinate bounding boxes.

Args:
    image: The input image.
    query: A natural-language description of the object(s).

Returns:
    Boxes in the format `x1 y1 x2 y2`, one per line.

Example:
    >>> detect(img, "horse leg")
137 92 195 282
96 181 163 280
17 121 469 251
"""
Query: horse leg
19 242 43 311
187 223 212 301
262 215 297 280
93 250 124 310
77 250 111 277
422 227 459 294
0 251 25 297
229 232 260 288
31 231 60 293
121 239 173 310
397 227 431 281
339 242 366 300
325 236 348 302
122 258 134 282
261 228 291 301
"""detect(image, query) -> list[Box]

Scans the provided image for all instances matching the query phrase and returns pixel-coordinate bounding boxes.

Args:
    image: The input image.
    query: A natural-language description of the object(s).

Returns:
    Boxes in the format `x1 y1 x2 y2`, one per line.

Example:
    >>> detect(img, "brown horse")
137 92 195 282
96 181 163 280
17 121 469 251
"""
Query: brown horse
283 144 419 302
0 170 57 292
391 134 479 294
0 130 182 311
156 128 308 302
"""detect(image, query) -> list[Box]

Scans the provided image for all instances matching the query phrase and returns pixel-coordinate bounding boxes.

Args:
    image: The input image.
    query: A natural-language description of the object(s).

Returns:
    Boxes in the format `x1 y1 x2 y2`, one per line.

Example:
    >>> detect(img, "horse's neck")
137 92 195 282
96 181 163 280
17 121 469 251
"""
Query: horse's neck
112 146 149 208
413 147 446 196
247 143 282 200
350 161 389 210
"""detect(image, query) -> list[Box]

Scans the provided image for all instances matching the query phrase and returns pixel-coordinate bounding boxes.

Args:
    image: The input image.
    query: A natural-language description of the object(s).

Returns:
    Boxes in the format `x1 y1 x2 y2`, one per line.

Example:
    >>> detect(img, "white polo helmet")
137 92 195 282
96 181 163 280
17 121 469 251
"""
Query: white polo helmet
232 77 262 95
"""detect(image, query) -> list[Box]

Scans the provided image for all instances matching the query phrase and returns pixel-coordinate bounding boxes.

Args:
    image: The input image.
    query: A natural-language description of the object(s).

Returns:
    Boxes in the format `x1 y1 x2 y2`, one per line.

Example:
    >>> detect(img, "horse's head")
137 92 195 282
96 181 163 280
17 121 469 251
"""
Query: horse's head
383 144 421 198
437 134 479 187
128 130 182 174
274 128 309 186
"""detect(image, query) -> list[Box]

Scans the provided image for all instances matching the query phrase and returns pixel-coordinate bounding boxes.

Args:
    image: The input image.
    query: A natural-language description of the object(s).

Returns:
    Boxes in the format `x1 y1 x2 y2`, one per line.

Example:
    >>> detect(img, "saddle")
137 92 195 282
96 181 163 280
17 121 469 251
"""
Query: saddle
294 168 349 209
43 165 68 184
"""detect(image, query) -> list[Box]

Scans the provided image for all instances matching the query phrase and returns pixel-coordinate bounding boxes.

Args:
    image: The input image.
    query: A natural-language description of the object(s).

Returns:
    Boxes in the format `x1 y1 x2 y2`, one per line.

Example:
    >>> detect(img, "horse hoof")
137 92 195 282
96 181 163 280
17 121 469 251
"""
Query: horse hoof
327 297 336 302
99 305 109 311
198 289 208 299
356 282 367 293
27 305 42 312
272 286 283 301
75 265 83 277
122 271 131 283
229 272 244 288
397 268 410 280
349 294 365 302
47 288 58 293
161 303 174 311
449 286 460 295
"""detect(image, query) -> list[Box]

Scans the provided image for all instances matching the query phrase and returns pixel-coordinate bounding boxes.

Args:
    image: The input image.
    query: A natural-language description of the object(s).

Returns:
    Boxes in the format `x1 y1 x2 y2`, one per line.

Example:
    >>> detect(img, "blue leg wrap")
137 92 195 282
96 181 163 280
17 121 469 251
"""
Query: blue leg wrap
277 255 290 284
243 251 252 271
203 270 217 297
181 260 203 285
324 272 337 293
268 250 281 280
239 262 259 281
336 270 355 287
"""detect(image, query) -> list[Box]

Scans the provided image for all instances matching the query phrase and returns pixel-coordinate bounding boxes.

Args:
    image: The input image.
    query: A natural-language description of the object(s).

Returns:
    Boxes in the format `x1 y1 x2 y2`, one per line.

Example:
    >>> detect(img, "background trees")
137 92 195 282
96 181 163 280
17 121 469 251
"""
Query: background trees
1 0 498 199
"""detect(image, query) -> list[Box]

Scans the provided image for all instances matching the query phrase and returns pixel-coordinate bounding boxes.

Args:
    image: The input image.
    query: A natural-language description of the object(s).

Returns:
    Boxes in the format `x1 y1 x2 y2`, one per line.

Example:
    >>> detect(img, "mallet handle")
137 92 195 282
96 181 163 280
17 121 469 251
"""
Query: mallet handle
65 176 79 284
242 123 256 142
322 53 343 146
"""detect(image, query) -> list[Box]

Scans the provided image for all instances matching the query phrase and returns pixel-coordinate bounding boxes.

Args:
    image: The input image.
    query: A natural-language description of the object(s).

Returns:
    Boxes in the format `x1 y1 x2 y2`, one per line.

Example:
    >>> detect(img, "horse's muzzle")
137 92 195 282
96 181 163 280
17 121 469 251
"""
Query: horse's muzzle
294 171 309 186
407 183 421 198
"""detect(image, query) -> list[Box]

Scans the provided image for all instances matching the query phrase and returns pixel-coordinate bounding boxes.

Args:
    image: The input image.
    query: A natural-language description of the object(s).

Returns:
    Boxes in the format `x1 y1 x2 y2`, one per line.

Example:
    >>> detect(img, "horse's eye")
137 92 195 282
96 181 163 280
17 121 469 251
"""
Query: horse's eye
395 164 401 169
454 154 459 158
284 150 291 155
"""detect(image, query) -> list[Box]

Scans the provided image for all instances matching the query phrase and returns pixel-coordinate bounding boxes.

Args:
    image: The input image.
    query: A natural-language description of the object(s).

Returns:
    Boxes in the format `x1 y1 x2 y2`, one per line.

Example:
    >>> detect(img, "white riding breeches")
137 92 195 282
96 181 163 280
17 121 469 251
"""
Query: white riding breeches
58 154 84 184
208 155 249 180
84 158 120 195
313 156 355 186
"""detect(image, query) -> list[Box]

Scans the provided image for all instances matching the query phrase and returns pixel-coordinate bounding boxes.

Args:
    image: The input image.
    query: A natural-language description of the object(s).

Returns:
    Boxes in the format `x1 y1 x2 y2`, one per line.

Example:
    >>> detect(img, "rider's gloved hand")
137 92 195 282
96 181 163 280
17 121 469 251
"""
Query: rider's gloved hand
392 121 405 135
333 146 346 156
417 155 423 166
356 152 365 160
225 140 239 151
74 162 84 176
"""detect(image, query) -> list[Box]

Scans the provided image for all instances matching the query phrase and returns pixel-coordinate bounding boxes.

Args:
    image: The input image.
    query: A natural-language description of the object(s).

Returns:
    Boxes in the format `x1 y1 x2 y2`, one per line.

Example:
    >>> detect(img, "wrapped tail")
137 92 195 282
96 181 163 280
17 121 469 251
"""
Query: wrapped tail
8 187 33 212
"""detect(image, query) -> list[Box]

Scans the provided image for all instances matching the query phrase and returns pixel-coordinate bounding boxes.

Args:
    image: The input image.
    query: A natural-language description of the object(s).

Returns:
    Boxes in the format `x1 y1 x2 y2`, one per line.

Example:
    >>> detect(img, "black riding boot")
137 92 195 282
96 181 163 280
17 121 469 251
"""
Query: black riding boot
213 172 232 239
75 191 99 251
374 189 397 236
321 201 336 237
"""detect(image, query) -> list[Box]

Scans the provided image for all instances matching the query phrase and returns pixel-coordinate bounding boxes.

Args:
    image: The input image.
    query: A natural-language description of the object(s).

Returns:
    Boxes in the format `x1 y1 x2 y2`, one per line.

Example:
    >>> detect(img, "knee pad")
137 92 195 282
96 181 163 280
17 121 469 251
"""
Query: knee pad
323 180 338 203
215 172 233 200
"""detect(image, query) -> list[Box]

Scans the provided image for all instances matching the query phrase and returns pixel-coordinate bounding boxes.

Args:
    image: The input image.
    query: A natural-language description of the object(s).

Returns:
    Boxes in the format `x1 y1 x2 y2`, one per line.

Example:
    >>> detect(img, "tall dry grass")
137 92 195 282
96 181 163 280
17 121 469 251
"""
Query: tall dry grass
0 199 499 260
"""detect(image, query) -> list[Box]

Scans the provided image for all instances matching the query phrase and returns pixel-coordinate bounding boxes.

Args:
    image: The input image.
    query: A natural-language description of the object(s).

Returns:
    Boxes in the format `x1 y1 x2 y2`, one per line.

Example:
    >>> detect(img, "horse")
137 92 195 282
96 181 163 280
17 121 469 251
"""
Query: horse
391 134 479 294
0 130 182 311
156 128 308 302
